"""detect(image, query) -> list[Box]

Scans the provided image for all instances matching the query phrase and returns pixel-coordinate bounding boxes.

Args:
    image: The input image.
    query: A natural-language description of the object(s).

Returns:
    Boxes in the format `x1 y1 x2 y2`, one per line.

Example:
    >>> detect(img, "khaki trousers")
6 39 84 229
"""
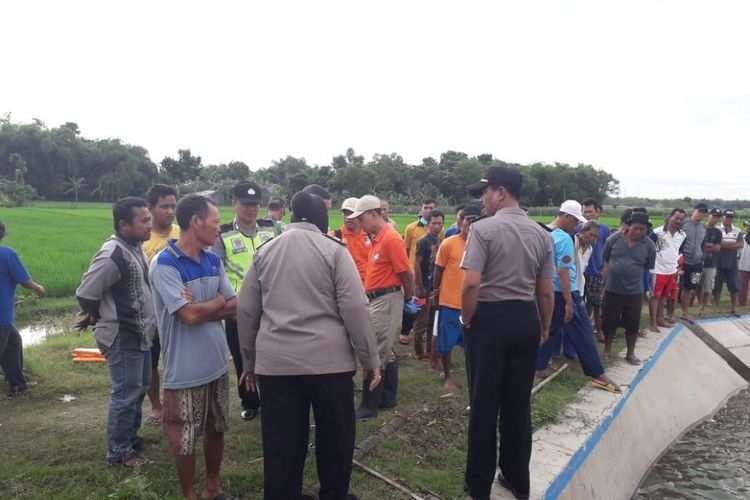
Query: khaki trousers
368 292 404 369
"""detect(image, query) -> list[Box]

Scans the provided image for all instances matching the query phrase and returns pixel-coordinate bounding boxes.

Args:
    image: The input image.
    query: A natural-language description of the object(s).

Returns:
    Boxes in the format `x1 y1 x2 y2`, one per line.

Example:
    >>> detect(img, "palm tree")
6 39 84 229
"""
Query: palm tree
63 176 88 202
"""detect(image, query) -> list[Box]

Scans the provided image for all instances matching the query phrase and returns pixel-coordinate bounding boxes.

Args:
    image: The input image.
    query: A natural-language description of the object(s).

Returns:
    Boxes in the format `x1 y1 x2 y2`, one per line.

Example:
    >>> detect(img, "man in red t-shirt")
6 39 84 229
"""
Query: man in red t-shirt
349 195 416 419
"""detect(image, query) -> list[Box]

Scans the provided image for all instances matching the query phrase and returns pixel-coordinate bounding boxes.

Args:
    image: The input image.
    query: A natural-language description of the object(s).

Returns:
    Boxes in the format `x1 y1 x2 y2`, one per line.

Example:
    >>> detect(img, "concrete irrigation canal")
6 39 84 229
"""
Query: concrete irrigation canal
492 315 750 500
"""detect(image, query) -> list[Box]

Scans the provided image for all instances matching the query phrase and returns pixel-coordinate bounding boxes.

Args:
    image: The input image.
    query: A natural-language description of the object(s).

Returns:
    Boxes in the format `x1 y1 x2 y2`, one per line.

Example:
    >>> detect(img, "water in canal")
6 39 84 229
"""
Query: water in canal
635 389 750 499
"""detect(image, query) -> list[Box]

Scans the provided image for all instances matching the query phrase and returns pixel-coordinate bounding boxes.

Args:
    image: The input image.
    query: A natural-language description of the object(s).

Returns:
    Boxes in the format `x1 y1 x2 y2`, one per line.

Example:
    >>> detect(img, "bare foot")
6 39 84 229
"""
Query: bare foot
656 321 671 328
443 379 458 390
648 325 660 333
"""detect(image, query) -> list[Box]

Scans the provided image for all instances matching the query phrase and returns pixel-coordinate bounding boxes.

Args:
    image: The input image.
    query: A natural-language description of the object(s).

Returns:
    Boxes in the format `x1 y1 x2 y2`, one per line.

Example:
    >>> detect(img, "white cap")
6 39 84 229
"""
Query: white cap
347 195 381 219
341 197 359 213
559 200 587 223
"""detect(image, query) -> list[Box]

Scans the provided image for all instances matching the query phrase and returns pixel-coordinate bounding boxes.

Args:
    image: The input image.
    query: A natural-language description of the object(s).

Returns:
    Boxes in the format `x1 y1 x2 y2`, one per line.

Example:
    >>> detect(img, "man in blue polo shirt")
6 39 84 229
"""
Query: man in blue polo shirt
150 195 237 500
0 221 45 398
537 201 620 393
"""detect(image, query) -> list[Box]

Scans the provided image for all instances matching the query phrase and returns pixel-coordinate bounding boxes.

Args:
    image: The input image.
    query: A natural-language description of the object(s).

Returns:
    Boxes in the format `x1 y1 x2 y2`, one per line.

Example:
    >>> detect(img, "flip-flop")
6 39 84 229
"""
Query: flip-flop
589 380 623 394
625 356 642 365
398 336 409 345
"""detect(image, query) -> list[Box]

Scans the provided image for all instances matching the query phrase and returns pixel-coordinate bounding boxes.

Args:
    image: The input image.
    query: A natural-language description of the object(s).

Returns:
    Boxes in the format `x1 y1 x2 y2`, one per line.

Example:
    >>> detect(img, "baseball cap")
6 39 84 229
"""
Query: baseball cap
693 203 709 212
347 195 381 219
341 197 359 213
233 181 263 204
462 201 483 221
467 166 522 198
723 209 736 218
559 200 587 223
709 207 722 216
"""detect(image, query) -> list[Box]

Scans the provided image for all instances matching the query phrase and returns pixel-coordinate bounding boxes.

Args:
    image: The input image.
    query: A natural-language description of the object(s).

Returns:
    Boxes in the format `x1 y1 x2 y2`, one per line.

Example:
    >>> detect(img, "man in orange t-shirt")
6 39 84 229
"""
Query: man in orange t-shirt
329 197 370 285
433 201 483 389
349 195 415 419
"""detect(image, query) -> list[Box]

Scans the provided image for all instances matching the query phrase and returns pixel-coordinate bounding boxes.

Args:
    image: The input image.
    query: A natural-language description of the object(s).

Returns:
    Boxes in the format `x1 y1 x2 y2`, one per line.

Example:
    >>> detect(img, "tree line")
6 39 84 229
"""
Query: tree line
0 116 620 207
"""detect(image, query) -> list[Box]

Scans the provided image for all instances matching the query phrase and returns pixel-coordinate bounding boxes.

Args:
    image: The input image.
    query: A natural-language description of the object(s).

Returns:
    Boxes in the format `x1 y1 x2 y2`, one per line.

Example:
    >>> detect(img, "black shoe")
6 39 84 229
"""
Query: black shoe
497 473 530 500
379 362 399 409
355 375 384 419
241 408 258 421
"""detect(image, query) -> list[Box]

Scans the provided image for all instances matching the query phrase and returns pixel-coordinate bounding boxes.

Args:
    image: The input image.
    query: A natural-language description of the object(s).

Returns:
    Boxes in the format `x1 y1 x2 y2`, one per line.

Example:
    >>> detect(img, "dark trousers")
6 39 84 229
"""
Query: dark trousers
259 372 356 500
0 325 26 388
401 309 415 336
536 292 605 378
465 301 540 498
225 318 260 411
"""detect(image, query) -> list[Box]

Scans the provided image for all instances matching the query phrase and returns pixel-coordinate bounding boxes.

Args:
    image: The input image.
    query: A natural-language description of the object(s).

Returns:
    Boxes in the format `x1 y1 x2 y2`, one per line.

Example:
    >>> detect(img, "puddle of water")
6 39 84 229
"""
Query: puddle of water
19 325 58 346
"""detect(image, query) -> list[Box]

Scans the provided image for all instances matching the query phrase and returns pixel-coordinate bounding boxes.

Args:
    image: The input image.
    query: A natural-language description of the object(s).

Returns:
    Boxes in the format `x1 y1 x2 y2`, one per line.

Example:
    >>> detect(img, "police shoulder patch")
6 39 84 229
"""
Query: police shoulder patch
324 233 347 246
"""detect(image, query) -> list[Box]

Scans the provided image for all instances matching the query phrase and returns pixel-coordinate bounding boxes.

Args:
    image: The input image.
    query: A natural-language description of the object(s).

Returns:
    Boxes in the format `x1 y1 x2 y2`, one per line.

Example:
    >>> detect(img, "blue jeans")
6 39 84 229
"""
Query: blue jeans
97 335 152 462
536 291 604 378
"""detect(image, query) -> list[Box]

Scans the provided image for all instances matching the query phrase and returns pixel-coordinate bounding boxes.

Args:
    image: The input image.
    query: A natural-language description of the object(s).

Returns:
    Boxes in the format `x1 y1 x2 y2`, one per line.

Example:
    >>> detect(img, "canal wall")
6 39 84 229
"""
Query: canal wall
492 316 750 500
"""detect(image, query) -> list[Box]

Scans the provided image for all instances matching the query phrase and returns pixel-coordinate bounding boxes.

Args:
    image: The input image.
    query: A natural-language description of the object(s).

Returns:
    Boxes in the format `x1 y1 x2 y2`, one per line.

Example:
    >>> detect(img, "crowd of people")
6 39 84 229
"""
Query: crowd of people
1 166 749 500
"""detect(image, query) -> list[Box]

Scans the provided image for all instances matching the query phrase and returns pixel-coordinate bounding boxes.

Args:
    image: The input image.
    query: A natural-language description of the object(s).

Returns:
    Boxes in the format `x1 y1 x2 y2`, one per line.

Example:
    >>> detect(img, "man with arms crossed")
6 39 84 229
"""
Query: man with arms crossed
150 195 237 500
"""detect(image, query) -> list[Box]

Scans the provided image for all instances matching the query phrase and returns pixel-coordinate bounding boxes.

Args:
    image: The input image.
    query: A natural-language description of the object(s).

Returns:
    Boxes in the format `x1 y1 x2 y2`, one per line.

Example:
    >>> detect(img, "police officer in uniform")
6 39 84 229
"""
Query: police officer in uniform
461 167 555 500
212 181 276 421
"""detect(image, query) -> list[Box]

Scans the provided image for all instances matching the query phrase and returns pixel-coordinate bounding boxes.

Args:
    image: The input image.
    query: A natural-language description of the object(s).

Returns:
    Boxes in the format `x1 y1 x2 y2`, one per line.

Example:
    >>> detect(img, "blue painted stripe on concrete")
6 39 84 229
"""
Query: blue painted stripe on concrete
543 324 685 500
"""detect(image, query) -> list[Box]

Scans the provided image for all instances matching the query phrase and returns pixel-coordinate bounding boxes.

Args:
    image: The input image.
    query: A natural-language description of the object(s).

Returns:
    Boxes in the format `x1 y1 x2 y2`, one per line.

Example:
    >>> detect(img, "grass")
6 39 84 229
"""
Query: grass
2 203 744 497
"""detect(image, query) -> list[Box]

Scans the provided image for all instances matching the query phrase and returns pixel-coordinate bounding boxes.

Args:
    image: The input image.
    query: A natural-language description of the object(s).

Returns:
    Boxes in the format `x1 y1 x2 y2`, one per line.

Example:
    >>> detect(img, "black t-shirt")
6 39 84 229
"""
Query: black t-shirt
415 234 442 290
703 227 723 268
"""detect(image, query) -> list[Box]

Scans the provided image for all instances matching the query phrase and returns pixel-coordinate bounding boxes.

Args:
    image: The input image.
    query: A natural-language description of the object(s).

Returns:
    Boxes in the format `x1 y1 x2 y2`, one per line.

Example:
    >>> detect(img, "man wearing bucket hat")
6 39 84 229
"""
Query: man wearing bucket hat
461 166 555 500
349 195 417 419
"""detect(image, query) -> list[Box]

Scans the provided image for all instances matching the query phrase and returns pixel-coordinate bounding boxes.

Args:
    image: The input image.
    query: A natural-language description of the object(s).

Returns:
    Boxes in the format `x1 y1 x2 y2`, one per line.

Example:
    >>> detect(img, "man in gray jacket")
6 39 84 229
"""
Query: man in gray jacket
237 191 380 500
76 197 156 467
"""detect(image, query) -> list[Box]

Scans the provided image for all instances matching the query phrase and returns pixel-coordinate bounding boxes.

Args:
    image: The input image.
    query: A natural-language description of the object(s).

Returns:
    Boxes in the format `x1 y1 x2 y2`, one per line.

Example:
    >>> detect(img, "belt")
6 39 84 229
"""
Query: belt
365 286 400 300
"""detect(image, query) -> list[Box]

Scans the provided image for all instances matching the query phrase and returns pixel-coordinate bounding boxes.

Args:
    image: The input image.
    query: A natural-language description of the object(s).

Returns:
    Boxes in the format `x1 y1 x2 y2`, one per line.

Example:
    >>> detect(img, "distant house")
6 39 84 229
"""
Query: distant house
193 189 227 205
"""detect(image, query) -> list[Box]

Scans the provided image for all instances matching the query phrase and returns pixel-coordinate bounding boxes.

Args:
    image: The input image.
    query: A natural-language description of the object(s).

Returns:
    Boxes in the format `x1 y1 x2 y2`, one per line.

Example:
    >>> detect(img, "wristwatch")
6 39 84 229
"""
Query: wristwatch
459 315 471 329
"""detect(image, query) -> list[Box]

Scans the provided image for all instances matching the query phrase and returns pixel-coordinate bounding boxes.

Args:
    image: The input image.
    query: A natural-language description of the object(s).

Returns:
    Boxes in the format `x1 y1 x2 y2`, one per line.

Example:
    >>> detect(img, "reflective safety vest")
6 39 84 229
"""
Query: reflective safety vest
220 220 276 293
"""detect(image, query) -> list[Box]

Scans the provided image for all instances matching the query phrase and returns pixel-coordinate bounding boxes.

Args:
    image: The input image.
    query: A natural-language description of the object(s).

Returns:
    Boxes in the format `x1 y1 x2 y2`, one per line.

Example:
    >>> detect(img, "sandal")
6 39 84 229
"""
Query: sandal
398 335 409 345
106 454 152 468
589 379 623 394
144 415 161 426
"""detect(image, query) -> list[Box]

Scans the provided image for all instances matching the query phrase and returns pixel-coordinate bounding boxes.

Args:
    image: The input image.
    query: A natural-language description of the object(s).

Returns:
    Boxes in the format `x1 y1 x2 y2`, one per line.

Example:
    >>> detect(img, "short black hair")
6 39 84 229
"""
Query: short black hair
669 208 686 218
290 191 328 233
422 198 436 206
267 198 284 211
113 197 148 232
302 184 331 201
0 221 5 242
429 210 445 222
582 198 602 210
145 184 178 207
176 195 216 231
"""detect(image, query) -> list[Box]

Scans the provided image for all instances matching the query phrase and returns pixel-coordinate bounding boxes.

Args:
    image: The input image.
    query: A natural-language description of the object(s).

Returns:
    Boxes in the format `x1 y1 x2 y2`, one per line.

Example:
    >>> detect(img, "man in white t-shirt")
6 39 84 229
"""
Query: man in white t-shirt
649 209 686 331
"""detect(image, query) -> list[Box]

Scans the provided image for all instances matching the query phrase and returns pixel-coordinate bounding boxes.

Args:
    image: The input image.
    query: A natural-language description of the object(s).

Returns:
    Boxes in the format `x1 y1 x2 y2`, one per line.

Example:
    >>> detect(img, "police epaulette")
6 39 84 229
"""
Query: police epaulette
323 233 347 246
469 215 488 225
255 237 275 251
537 221 553 232
256 218 275 228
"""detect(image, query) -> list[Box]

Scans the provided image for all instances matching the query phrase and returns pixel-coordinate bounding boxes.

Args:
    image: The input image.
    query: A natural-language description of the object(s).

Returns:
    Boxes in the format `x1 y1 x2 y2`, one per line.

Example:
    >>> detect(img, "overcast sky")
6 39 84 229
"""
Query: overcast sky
2 1 748 199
